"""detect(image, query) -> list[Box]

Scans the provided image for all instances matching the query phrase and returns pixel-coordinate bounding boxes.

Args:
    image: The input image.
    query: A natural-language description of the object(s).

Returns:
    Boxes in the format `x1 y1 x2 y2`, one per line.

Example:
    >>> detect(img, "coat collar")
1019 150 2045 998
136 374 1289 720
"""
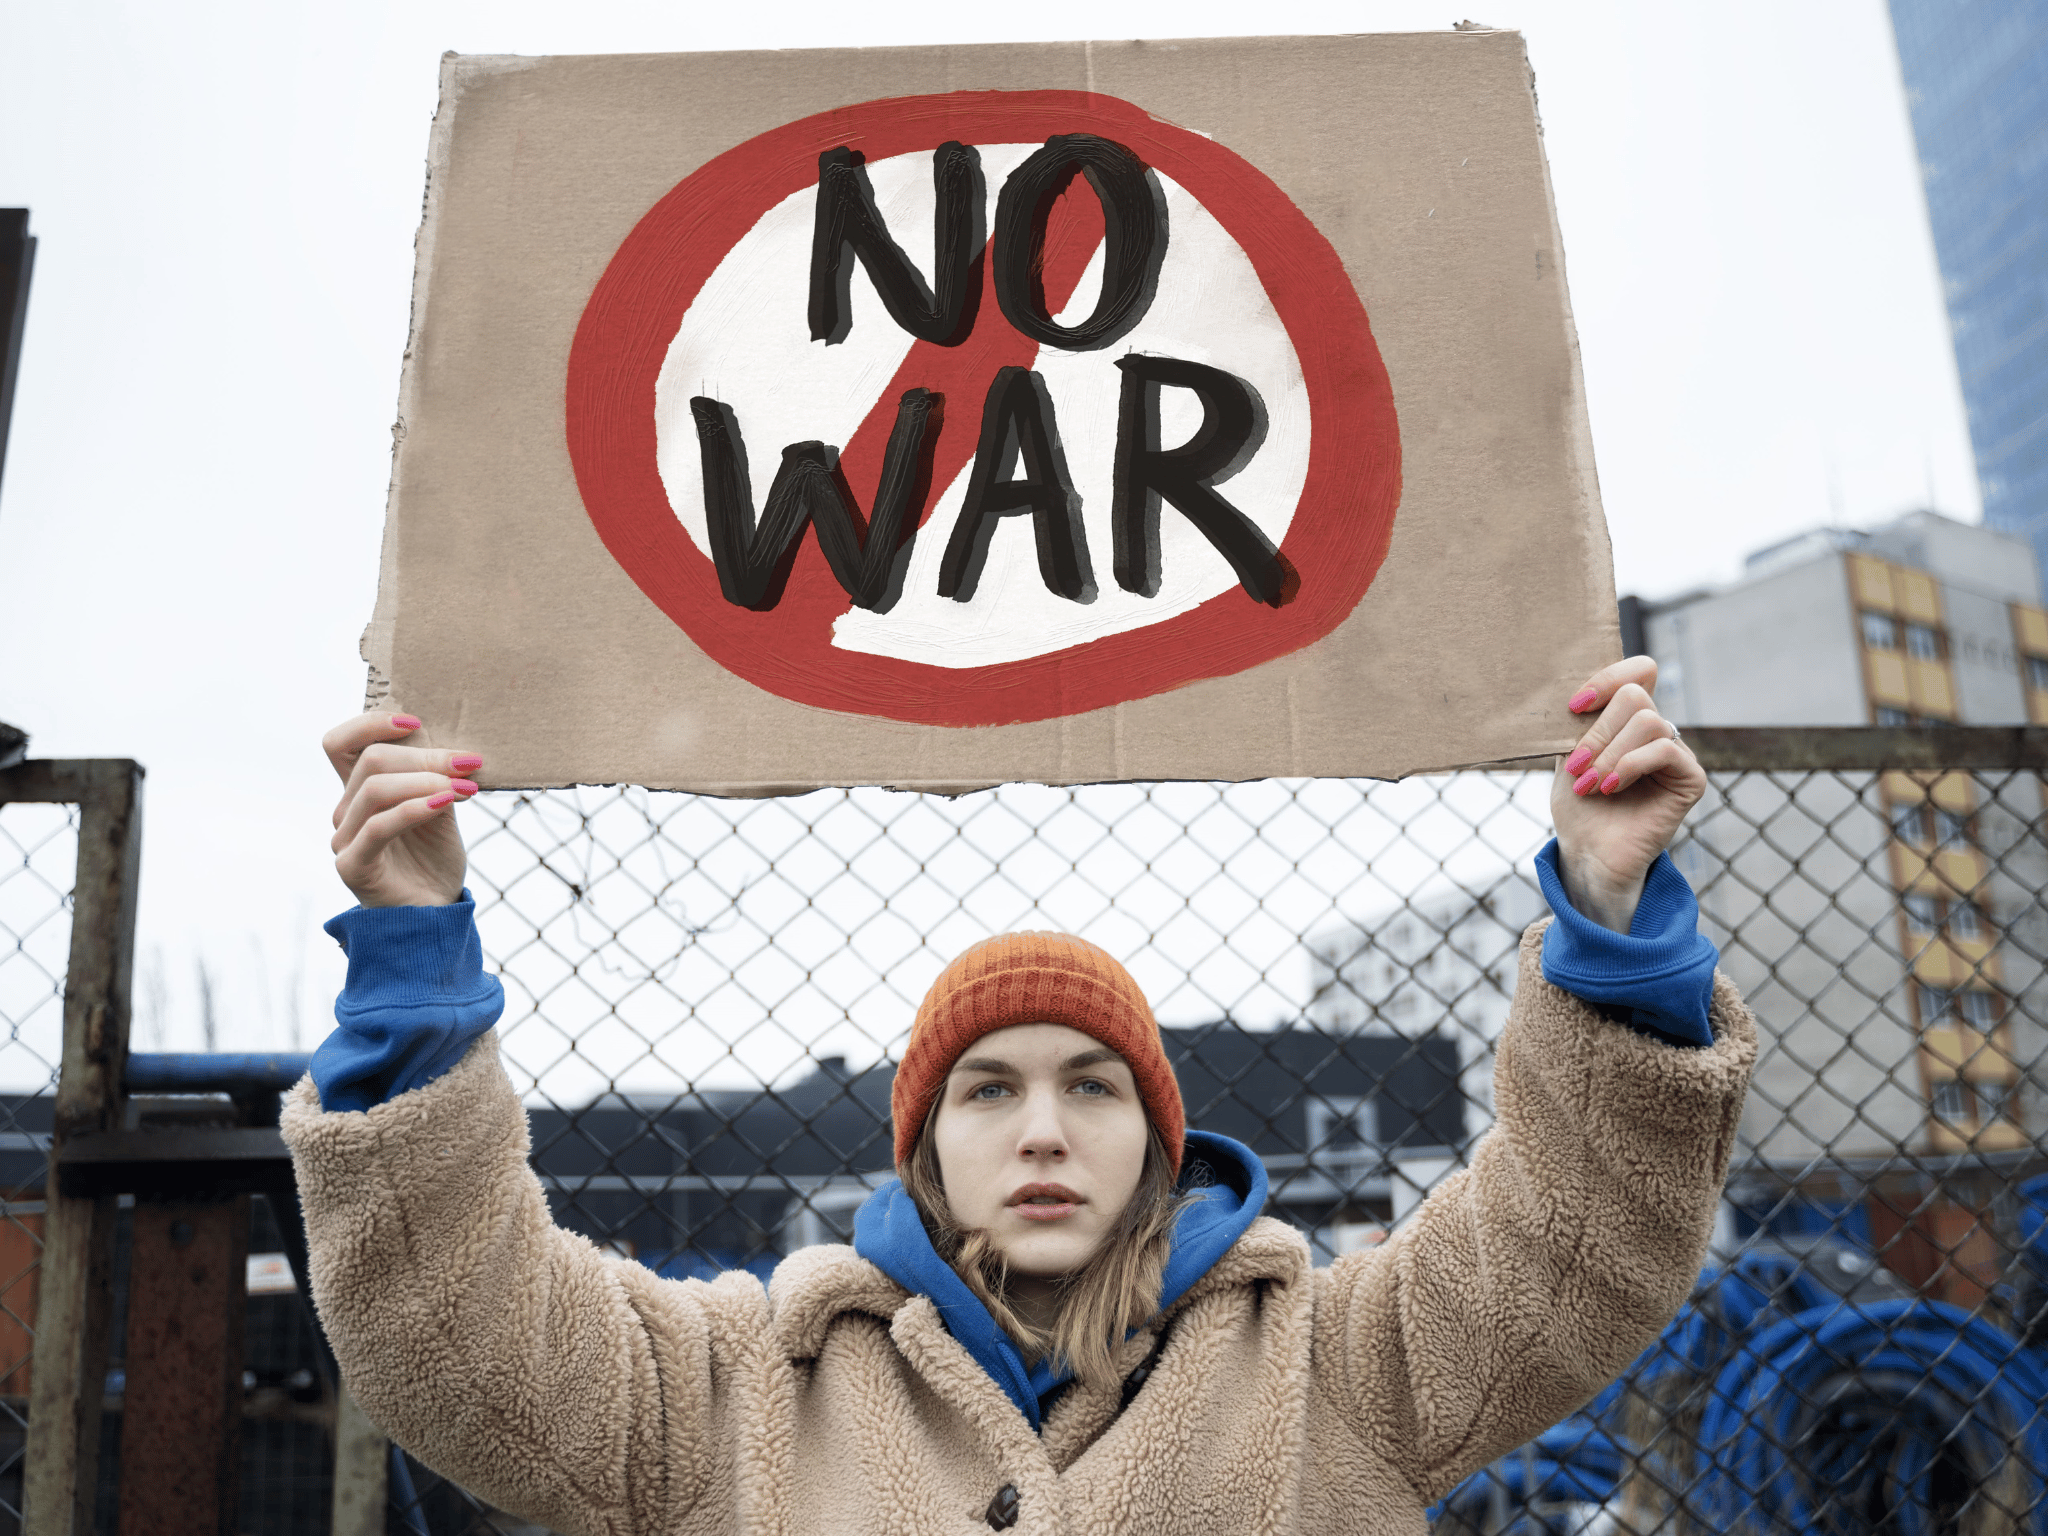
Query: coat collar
762 1215 1309 1390
1160 1215 1310 1318
765 1242 911 1361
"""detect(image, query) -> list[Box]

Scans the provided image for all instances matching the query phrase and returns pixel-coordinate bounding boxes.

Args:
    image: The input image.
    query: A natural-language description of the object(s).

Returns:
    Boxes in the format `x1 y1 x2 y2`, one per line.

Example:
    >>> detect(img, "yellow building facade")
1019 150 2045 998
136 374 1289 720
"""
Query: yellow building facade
1853 553 2029 1151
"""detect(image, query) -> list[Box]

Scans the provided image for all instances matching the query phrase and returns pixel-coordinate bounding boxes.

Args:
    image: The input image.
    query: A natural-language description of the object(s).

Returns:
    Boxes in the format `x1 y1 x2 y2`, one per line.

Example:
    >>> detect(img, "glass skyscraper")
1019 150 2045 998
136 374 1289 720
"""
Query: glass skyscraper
1889 0 2048 586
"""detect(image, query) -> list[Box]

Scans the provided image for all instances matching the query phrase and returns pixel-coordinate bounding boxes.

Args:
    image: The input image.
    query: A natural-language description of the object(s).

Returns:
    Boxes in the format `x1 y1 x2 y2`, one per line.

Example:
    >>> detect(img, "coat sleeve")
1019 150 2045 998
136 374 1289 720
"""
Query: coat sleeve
1310 918 1756 1503
282 1032 747 1536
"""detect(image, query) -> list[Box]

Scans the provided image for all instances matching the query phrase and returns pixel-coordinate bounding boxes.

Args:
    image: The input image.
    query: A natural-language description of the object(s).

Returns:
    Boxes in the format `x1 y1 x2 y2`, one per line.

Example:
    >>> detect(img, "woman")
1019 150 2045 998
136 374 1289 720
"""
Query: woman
285 657 1755 1535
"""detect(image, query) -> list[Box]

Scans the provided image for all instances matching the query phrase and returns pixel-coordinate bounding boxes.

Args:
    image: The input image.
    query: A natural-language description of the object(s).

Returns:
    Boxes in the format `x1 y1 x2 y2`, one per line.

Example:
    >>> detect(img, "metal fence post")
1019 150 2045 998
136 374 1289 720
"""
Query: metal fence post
114 1197 248 1536
12 761 143 1536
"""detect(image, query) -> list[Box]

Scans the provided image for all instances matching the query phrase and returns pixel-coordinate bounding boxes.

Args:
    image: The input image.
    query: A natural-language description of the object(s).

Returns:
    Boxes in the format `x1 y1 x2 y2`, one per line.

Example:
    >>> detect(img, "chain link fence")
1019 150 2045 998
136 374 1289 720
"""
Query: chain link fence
10 758 2048 1532
0 802 73 1534
371 761 2045 1534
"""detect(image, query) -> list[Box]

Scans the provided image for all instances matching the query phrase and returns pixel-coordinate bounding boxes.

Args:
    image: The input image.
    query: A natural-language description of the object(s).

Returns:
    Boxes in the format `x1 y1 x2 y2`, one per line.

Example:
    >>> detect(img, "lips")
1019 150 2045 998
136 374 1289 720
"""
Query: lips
1007 1183 1084 1222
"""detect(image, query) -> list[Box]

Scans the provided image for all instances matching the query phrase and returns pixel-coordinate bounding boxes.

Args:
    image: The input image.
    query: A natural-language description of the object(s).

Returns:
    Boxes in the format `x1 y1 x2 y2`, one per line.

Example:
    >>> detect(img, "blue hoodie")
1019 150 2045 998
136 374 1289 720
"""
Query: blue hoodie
310 891 506 1113
852 1128 1268 1432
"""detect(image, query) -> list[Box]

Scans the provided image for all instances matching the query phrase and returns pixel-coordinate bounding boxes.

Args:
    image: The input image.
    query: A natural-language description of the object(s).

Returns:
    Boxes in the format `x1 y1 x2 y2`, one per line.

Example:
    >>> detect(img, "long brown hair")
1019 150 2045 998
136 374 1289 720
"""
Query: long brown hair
898 1100 1191 1390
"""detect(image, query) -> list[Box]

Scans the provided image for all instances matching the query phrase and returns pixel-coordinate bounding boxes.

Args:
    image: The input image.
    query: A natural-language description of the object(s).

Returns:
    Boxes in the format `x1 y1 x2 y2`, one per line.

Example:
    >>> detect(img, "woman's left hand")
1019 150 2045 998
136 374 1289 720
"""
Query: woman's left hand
1549 656 1705 933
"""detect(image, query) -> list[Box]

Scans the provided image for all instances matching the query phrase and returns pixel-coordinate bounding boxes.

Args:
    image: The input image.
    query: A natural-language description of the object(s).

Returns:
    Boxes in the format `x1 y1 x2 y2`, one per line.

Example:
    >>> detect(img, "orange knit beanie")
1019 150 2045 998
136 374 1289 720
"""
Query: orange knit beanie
893 932 1185 1174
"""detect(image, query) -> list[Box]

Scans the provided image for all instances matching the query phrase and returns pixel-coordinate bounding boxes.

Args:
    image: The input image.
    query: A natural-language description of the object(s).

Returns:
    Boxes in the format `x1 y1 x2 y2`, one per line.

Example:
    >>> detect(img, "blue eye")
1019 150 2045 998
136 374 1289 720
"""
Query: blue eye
969 1082 1011 1100
1072 1079 1108 1096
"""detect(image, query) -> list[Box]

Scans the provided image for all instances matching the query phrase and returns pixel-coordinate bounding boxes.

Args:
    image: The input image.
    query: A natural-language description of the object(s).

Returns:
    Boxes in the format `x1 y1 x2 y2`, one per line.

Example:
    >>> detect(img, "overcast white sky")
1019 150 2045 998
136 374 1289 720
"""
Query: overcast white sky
0 0 1978 1063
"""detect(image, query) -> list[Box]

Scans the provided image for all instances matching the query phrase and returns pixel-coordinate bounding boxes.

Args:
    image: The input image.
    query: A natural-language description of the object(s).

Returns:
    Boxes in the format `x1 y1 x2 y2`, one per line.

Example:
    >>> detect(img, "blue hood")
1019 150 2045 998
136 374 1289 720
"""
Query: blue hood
852 1129 1268 1431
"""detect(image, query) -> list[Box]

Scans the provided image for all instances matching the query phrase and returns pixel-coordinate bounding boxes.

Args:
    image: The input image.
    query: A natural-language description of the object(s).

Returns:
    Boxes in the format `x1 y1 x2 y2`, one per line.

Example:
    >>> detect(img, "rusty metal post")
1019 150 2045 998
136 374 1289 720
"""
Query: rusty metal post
114 1199 249 1536
13 760 142 1536
1682 723 2048 772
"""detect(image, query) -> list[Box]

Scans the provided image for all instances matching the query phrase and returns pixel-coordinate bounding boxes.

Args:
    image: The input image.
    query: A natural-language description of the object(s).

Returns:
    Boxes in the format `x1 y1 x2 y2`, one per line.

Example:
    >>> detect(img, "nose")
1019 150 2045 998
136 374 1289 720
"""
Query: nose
1015 1090 1069 1161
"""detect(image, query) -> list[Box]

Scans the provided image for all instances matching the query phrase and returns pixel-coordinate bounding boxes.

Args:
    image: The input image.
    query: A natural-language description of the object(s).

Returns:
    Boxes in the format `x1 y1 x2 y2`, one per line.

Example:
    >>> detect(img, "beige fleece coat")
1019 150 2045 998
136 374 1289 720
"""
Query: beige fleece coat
283 924 1755 1536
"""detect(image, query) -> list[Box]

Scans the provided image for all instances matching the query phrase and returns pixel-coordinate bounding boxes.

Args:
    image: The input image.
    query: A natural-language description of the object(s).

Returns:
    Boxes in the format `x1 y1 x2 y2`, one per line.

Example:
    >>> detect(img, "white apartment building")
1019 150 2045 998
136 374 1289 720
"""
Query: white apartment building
1306 874 1548 1142
1645 511 2048 733
1638 510 2047 1162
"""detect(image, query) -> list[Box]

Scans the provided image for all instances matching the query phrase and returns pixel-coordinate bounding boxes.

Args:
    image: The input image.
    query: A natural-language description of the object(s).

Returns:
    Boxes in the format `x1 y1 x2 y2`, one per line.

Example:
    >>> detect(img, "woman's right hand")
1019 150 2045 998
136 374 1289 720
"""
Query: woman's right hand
323 712 481 908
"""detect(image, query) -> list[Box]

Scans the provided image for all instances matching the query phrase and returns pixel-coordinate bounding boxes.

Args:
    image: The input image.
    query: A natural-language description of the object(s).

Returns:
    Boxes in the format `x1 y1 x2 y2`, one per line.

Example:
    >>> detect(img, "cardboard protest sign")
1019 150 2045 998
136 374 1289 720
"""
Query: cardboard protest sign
366 32 1618 793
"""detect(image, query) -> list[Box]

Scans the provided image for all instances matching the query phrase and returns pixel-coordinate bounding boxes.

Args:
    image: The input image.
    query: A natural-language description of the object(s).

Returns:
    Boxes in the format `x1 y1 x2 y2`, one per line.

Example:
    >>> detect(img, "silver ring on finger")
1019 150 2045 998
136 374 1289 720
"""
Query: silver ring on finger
1668 722 1682 742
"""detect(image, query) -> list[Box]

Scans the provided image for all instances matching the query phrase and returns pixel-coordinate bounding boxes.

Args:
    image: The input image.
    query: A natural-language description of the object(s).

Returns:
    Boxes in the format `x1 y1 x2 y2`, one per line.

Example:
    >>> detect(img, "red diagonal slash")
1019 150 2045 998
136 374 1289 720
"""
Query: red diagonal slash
833 181 1107 534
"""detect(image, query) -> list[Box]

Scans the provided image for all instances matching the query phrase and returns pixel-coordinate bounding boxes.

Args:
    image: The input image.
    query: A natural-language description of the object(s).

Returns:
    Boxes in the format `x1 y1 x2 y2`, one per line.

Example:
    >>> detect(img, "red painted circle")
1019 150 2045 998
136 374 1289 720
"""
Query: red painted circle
566 90 1400 727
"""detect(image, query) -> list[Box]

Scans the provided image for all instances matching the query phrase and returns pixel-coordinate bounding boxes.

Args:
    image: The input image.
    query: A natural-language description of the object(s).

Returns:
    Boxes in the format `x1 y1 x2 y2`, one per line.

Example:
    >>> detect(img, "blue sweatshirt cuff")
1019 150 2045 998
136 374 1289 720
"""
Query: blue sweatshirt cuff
1533 841 1718 1048
310 892 505 1112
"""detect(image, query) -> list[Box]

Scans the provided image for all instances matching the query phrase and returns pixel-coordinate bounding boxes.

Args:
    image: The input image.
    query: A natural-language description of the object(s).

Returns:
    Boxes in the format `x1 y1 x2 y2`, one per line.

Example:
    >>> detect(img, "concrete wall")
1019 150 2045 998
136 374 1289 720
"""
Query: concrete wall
1864 511 2042 606
1645 560 1865 726
1944 584 2030 723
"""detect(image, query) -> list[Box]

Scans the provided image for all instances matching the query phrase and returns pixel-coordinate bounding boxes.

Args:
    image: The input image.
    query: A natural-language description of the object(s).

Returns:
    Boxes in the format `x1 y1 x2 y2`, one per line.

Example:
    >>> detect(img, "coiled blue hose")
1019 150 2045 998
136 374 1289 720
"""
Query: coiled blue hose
1695 1300 2048 1535
2019 1177 2048 1338
1430 1415 1626 1524
1444 1261 2048 1534
1435 1259 1797 1526
1588 1252 1838 1413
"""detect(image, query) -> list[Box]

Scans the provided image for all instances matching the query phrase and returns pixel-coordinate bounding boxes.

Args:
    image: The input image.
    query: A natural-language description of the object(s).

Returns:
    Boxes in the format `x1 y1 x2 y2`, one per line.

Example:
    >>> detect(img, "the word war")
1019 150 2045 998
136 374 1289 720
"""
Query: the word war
688 133 1286 615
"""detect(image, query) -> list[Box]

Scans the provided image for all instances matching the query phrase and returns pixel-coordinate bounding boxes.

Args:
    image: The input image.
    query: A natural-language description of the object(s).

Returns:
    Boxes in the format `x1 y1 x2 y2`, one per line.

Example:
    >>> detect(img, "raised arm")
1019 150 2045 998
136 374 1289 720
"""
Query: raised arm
283 1035 736 1534
286 713 747 1533
1310 662 1756 1498
309 712 494 1109
1314 926 1754 1499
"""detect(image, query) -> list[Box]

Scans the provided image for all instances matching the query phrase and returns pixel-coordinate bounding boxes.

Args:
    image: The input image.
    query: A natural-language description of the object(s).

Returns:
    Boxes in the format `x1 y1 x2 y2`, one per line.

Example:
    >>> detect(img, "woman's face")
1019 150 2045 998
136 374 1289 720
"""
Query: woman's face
930 1022 1150 1279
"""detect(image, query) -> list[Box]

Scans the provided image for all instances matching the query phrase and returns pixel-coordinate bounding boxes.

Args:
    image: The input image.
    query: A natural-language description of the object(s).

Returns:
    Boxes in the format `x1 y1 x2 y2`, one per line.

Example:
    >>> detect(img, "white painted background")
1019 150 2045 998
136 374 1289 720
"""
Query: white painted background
655 147 1310 665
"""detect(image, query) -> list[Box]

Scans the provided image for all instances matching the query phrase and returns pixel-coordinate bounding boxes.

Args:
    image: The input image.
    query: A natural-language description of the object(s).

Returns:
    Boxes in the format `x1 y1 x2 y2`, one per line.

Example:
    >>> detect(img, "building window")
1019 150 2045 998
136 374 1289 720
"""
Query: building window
1958 990 2001 1028
1862 611 1899 649
2027 654 2048 691
1930 1077 1975 1124
1934 809 1970 848
1919 985 1958 1024
1889 802 1927 842
1974 1079 2015 1124
1947 901 1983 940
1902 893 1941 932
1876 706 1912 728
1306 1097 1379 1153
1905 623 1944 660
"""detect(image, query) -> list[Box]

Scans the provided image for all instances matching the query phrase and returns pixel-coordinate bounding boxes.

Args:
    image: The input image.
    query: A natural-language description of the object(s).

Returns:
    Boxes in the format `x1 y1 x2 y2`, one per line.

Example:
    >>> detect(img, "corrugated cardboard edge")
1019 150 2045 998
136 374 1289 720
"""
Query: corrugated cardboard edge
471 749 1566 798
363 54 545 710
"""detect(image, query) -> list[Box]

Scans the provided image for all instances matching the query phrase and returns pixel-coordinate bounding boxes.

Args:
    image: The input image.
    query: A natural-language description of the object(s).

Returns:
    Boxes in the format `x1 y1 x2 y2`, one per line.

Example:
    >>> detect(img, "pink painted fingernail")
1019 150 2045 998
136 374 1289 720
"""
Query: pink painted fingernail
448 779 478 796
1564 746 1593 776
450 755 483 773
1573 768 1601 796
391 714 422 731
1601 772 1622 794
1568 688 1599 713
425 790 457 809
